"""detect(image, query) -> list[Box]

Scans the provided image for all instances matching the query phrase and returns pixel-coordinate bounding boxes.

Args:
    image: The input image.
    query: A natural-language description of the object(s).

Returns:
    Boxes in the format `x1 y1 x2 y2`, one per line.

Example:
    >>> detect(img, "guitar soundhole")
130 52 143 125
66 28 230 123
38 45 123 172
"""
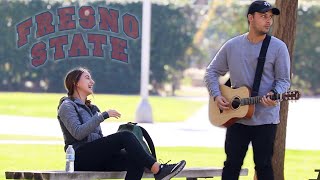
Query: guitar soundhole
231 97 241 110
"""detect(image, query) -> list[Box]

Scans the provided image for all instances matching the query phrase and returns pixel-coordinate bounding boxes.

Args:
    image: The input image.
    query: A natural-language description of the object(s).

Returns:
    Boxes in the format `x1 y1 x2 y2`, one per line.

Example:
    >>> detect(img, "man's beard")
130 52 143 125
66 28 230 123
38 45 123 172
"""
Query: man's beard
252 23 269 35
257 30 268 35
254 26 269 35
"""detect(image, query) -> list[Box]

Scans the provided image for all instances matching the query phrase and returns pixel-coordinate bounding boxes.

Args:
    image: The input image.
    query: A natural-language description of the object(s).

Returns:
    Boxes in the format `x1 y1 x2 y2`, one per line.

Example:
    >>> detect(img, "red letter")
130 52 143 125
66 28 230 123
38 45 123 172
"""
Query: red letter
79 6 96 29
31 42 47 67
68 33 89 57
35 12 55 38
110 37 128 62
58 7 76 31
88 34 107 57
123 14 139 39
98 7 119 33
16 18 33 48
49 35 68 60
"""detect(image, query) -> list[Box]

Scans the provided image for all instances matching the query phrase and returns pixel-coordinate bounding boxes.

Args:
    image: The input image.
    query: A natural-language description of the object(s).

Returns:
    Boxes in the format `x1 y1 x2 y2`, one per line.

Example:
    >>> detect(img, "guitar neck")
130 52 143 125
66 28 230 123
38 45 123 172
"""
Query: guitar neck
241 94 282 106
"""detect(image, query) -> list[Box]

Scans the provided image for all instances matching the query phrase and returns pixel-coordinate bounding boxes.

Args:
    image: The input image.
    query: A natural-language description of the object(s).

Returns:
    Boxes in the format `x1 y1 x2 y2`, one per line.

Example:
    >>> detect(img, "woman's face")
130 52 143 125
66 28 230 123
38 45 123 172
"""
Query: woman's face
76 71 95 96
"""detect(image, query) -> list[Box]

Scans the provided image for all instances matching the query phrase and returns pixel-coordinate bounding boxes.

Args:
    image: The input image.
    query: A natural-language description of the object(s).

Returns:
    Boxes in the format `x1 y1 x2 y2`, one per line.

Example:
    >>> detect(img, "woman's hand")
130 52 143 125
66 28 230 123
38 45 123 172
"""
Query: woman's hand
106 109 121 119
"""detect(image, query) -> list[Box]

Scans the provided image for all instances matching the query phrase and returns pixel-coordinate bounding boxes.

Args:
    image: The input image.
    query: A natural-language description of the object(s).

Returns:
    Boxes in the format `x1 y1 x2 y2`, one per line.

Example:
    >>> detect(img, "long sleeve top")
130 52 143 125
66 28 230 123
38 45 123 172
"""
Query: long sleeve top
204 33 291 125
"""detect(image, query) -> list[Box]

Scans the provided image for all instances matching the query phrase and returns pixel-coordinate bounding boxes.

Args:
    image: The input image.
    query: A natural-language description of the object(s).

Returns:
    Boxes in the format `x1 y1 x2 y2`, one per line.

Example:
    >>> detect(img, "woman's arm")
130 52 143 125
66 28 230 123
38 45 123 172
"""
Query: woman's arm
58 101 104 140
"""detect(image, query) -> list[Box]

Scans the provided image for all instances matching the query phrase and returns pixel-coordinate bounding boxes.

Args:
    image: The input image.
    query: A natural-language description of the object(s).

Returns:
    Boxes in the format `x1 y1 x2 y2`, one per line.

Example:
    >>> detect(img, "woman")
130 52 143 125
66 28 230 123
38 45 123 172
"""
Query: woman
57 67 186 180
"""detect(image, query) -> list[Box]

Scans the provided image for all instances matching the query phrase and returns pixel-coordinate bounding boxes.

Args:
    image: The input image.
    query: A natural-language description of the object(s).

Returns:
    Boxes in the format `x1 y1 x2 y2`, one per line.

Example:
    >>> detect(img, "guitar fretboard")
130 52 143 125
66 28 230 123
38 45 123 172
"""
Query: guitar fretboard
240 94 281 105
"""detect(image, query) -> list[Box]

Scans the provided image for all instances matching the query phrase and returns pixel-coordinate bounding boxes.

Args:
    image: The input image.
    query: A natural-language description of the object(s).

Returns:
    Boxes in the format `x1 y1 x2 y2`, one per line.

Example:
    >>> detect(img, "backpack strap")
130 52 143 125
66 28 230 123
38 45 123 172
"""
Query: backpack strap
139 126 157 160
251 34 271 97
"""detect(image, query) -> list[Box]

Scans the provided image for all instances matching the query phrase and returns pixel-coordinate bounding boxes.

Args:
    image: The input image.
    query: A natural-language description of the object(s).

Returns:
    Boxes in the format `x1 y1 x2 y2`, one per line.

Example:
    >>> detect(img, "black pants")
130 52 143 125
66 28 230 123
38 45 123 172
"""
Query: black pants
74 131 156 180
222 123 277 180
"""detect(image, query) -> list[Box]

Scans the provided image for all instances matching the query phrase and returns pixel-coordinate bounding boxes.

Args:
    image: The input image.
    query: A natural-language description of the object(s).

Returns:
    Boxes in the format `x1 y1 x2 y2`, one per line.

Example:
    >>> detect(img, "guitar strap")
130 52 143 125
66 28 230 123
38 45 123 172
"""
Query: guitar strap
251 34 271 97
224 34 271 97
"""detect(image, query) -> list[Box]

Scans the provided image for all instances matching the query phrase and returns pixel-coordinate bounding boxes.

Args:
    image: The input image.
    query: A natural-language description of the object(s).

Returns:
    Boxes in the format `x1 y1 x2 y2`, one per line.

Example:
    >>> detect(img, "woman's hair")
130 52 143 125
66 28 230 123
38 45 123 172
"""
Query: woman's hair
64 67 92 107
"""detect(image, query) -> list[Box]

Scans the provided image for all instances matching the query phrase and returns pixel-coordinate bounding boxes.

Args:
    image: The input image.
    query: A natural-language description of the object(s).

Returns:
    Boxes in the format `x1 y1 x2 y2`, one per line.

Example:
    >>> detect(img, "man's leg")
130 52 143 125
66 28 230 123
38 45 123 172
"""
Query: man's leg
222 123 251 180
252 124 277 180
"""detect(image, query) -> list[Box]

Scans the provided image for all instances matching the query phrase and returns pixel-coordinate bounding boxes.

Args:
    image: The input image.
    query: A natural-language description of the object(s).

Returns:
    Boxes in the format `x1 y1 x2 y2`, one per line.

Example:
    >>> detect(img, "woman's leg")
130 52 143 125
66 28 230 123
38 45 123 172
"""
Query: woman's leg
104 150 145 180
75 131 156 179
75 131 186 180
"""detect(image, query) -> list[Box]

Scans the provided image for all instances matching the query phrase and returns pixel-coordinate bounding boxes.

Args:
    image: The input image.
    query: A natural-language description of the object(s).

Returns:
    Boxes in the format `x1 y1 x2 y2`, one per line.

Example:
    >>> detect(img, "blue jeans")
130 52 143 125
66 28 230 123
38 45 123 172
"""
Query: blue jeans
222 123 277 180
74 131 156 180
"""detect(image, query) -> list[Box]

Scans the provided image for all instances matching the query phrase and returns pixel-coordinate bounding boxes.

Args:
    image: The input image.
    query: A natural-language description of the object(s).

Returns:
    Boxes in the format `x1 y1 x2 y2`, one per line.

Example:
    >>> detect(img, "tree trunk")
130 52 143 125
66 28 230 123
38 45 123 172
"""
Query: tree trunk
254 1 298 180
271 1 298 180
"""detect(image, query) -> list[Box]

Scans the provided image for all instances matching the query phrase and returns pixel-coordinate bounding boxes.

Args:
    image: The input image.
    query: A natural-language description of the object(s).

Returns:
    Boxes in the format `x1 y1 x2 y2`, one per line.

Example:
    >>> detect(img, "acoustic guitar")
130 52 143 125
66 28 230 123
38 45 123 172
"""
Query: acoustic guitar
209 85 301 127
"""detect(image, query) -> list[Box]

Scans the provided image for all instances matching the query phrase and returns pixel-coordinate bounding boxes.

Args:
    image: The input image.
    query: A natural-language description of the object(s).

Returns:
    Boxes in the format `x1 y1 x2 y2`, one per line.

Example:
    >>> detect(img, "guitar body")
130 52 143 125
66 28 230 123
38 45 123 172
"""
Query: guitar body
209 85 254 127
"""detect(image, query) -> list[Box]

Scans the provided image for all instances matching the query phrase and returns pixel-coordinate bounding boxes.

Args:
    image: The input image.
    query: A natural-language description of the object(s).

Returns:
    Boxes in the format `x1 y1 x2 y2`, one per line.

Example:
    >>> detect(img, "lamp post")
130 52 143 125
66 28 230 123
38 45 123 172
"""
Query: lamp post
135 0 153 123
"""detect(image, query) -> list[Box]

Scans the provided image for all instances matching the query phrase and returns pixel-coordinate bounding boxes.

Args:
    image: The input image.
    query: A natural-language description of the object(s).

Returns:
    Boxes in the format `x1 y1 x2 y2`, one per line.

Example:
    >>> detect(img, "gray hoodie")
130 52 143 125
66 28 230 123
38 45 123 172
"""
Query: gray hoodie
58 97 105 150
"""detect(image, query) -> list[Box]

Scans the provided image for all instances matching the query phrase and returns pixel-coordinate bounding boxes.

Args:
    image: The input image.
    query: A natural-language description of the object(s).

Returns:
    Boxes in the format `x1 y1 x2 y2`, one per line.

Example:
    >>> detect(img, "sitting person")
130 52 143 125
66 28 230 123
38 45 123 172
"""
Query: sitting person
57 67 186 180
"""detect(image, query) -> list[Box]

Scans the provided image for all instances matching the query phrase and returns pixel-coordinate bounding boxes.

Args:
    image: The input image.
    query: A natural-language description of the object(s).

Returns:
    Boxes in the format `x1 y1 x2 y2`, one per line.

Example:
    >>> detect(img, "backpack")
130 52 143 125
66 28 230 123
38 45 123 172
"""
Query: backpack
117 122 156 160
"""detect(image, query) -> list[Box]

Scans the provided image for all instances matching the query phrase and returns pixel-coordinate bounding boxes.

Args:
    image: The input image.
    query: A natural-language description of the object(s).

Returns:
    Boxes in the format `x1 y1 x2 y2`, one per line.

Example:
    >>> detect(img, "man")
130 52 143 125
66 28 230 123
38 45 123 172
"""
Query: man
204 1 290 180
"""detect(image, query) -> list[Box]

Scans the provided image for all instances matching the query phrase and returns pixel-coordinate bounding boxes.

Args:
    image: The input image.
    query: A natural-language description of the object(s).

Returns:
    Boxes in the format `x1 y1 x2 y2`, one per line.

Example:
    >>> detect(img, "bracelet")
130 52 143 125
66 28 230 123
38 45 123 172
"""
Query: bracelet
102 111 109 119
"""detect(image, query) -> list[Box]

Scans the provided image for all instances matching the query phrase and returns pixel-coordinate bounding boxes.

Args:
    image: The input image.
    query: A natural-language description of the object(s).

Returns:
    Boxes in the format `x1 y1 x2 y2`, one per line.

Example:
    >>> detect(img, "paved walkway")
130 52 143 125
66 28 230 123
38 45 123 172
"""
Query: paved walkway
0 97 319 150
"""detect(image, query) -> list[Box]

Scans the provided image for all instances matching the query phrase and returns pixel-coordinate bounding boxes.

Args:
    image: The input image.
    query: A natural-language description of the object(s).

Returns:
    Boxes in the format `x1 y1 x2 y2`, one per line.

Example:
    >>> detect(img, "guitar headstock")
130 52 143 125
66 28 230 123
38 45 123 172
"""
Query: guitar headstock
282 90 301 101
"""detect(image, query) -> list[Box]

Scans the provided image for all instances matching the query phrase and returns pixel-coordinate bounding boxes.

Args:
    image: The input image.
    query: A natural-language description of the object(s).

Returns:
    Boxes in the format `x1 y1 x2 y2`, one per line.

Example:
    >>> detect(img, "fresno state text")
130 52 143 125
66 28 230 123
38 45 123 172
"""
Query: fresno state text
16 6 140 67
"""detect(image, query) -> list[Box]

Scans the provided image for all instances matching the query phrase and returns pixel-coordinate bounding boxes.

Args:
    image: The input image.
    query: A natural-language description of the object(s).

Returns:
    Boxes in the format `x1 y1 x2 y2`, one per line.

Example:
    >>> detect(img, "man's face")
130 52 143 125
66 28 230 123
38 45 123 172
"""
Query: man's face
249 10 274 35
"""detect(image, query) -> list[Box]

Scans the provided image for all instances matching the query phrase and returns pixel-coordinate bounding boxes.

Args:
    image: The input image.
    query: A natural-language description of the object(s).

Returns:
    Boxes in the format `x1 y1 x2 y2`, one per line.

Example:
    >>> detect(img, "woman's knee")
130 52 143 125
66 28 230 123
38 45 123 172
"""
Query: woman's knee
114 131 138 143
116 131 135 138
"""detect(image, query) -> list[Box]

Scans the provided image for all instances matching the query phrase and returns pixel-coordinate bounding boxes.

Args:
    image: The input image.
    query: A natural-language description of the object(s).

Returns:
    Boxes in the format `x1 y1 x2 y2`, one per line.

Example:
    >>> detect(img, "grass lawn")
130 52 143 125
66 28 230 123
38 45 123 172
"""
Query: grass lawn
0 144 319 180
0 92 205 122
0 134 63 141
1 92 319 179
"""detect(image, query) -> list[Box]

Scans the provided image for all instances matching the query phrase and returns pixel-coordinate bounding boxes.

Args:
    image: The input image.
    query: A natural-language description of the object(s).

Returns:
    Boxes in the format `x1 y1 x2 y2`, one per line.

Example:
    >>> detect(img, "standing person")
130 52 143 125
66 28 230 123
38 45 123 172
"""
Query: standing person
204 1 290 180
57 67 186 180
